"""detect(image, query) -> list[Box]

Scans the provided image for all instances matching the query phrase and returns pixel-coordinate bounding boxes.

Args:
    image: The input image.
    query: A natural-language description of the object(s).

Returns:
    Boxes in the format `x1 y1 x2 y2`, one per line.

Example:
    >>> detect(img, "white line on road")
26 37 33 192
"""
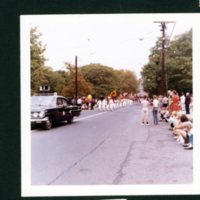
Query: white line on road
74 112 106 122
31 112 106 133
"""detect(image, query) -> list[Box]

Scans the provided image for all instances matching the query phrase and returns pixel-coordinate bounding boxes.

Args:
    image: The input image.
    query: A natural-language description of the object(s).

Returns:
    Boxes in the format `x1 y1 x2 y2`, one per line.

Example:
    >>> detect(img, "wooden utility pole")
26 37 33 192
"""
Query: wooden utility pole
154 21 174 95
75 56 78 105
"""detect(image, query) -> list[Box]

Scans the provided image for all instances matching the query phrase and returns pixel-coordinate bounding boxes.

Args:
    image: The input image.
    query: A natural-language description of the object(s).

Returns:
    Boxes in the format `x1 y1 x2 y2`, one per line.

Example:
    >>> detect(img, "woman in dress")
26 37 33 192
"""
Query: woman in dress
170 90 180 114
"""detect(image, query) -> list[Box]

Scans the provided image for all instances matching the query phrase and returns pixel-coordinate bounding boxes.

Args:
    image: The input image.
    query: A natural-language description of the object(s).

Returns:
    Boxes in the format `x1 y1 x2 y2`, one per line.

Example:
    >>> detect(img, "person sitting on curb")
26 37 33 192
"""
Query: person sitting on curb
173 114 193 145
159 106 169 122
167 111 179 130
183 128 193 150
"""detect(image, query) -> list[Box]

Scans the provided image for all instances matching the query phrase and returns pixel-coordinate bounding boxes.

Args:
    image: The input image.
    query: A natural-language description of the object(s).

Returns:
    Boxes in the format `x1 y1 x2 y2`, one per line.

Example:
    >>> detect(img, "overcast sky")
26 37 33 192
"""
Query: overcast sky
27 14 192 78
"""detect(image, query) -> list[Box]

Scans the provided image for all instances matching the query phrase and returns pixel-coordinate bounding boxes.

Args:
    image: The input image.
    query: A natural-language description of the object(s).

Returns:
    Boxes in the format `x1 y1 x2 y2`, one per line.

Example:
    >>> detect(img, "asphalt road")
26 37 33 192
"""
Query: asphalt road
31 103 193 185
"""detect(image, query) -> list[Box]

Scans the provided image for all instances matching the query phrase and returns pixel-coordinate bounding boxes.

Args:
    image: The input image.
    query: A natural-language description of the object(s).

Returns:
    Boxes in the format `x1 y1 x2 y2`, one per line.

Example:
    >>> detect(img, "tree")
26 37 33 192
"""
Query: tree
61 63 93 97
115 69 138 94
166 29 192 93
80 64 120 97
30 27 47 94
141 29 192 96
44 68 66 95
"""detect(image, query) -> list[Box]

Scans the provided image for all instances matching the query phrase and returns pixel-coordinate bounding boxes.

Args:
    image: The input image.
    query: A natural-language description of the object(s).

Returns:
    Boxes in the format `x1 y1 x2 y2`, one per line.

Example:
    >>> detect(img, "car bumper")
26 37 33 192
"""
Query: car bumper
31 117 49 124
70 110 81 117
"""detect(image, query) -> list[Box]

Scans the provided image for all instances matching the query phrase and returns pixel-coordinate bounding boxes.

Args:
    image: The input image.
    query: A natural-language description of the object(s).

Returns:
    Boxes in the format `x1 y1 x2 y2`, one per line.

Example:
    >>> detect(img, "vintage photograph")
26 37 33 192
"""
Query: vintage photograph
20 13 200 196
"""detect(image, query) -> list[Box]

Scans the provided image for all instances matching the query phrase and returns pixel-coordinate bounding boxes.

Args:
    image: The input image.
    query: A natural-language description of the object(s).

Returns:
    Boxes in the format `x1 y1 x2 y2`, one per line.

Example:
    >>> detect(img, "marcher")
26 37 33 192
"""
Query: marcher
185 92 191 114
102 97 108 112
108 97 115 111
141 96 150 125
97 97 103 111
152 95 159 125
77 97 82 107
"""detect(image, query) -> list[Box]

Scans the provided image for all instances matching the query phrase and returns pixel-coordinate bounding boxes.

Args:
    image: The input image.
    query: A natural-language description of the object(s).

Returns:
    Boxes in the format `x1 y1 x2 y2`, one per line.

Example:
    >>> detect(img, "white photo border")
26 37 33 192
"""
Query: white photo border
21 13 200 197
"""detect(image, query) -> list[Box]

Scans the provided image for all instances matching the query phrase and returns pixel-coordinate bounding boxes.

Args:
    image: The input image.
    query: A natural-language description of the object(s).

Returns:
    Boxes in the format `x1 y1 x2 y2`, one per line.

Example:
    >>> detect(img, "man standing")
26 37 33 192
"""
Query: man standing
185 92 191 114
152 95 159 125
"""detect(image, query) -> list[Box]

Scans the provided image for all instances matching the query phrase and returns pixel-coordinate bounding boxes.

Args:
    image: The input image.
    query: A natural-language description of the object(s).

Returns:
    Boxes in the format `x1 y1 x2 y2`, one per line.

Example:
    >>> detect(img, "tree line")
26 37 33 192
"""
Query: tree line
31 27 139 98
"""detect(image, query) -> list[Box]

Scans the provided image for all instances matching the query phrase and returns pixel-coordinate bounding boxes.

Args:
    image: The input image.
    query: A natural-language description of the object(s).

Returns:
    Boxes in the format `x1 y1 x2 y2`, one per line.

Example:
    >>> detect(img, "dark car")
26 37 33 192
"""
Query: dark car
31 93 81 130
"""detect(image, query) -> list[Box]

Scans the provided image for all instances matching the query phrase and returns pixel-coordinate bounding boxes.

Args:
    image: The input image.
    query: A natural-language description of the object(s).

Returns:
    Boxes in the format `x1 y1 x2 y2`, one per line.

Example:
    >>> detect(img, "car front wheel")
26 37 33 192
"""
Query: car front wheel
67 116 74 124
43 118 53 130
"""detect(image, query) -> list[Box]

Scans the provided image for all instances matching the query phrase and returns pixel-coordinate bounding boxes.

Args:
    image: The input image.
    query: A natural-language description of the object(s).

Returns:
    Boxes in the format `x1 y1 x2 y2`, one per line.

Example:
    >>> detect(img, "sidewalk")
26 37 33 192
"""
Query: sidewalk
119 108 193 184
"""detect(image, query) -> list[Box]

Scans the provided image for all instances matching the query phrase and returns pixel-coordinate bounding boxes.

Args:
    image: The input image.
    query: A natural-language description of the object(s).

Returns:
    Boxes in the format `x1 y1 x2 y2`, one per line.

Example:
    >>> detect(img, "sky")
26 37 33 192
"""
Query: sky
27 14 192 78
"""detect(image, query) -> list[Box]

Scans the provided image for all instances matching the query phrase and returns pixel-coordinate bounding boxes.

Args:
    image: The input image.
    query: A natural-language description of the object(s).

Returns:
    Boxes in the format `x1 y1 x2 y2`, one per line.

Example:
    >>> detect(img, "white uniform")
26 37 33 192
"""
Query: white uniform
102 99 107 112
109 98 115 111
97 100 103 111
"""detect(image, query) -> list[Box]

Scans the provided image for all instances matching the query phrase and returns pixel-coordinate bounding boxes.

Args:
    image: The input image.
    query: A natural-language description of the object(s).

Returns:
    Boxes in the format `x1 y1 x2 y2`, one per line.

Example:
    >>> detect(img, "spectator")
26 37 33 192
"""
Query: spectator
159 106 169 122
173 114 192 145
162 95 168 108
152 95 159 125
180 92 186 112
168 111 179 130
185 92 191 114
189 94 193 115
183 128 193 150
170 90 180 114
140 95 150 125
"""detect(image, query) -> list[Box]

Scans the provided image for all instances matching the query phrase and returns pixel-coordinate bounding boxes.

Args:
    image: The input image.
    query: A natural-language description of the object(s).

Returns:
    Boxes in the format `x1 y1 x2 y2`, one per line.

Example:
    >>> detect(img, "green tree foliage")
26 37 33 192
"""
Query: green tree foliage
141 63 160 95
80 64 119 97
115 69 138 94
80 64 138 97
31 27 66 95
43 67 66 94
166 30 192 93
141 29 192 96
61 63 93 97
30 27 47 94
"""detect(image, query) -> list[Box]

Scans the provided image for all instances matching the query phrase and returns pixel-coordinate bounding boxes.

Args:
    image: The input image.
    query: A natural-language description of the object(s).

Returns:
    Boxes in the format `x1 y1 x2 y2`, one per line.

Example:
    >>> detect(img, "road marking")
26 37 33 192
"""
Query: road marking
31 112 106 133
74 112 106 122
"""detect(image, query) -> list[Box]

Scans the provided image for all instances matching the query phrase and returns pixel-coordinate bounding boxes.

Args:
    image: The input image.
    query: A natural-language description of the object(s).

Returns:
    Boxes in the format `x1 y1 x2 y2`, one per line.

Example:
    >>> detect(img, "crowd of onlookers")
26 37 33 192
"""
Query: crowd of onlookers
147 90 193 150
74 90 193 150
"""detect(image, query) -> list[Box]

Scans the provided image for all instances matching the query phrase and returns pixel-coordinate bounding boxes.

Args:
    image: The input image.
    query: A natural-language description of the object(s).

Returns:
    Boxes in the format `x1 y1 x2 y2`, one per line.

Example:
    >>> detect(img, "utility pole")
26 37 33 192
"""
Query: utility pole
154 21 174 95
75 55 78 105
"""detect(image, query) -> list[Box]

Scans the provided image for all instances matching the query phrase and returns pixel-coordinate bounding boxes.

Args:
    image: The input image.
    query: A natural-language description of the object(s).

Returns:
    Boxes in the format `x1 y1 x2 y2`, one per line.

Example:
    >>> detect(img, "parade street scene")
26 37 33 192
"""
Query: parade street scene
23 14 194 187
31 98 193 185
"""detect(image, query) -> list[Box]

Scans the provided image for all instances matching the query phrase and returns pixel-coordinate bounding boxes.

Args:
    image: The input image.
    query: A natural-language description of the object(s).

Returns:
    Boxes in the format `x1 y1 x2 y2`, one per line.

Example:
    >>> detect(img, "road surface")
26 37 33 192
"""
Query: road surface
31 102 192 185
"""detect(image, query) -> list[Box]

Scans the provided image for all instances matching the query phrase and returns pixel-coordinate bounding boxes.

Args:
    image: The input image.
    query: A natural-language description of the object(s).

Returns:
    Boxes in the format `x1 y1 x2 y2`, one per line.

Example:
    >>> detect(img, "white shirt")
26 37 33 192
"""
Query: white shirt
141 99 149 109
180 95 186 104
153 99 159 108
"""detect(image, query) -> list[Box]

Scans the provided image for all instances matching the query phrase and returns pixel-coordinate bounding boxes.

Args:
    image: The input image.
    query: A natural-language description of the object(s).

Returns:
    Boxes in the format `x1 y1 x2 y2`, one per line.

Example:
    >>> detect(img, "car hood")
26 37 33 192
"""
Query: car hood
31 105 53 112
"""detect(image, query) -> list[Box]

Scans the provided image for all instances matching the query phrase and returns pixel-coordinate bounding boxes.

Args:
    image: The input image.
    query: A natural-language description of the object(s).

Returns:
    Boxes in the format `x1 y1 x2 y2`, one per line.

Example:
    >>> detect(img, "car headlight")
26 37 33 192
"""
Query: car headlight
32 112 39 118
38 111 45 118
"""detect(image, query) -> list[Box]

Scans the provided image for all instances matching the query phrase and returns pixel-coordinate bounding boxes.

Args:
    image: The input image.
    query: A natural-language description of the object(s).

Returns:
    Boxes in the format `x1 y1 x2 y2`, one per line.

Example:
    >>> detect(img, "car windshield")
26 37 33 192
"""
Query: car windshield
31 96 55 107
